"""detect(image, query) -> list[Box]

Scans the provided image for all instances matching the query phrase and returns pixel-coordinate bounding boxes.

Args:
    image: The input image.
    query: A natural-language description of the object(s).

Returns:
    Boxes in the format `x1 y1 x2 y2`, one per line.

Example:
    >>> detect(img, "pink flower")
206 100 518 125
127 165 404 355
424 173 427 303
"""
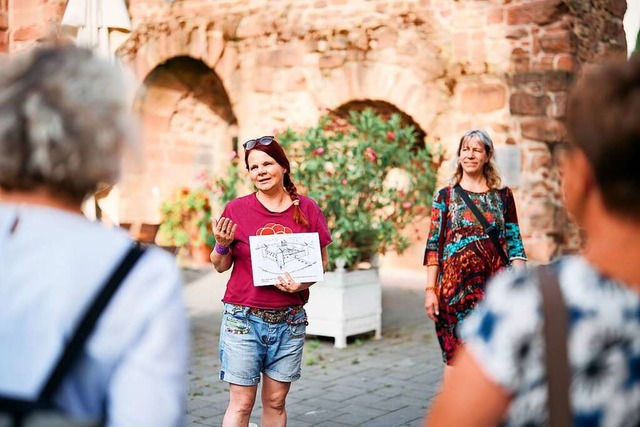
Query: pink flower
313 147 326 156
387 131 396 141
402 201 412 210
365 147 377 162
229 151 237 160
341 178 347 185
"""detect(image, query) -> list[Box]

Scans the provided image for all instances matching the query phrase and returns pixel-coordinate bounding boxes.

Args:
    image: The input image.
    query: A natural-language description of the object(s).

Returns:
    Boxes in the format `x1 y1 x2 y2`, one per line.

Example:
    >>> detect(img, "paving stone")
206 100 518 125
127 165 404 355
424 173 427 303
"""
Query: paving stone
295 396 351 412
281 418 316 427
187 398 214 411
366 406 426 427
297 408 349 423
184 268 444 426
284 401 322 417
307 420 352 427
192 414 224 426
189 404 225 419
331 404 389 425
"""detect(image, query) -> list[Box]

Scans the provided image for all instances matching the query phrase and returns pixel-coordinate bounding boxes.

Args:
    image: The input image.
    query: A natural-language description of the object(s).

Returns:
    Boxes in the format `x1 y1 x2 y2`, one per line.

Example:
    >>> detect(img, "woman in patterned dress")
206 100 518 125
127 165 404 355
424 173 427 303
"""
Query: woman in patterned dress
425 55 640 427
423 129 527 371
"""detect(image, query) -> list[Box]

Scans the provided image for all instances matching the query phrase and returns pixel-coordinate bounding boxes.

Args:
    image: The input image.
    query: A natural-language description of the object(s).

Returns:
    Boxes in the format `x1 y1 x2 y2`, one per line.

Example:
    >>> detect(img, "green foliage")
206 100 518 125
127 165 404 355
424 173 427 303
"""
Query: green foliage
157 156 242 249
156 187 215 248
278 109 440 271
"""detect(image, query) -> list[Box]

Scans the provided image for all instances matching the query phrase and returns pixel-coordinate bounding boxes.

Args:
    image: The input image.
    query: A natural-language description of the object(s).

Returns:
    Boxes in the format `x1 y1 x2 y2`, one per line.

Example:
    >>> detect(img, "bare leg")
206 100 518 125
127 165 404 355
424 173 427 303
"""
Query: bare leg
261 375 291 427
222 384 258 427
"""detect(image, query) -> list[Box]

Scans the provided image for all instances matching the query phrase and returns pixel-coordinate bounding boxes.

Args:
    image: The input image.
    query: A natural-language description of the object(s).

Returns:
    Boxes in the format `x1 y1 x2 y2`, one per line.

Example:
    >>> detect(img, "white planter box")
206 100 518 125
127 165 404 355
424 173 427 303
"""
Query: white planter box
305 268 382 348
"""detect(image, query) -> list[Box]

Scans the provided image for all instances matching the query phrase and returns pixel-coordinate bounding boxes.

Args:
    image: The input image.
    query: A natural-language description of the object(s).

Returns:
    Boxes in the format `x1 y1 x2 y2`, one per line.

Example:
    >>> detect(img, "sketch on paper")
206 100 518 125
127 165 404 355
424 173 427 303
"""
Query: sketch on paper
249 232 324 286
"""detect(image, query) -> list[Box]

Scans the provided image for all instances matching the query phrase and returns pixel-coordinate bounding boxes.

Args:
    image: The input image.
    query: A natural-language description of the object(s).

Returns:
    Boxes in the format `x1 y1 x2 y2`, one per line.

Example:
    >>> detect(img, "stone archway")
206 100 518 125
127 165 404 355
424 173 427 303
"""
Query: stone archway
328 99 433 271
330 99 427 146
120 56 237 224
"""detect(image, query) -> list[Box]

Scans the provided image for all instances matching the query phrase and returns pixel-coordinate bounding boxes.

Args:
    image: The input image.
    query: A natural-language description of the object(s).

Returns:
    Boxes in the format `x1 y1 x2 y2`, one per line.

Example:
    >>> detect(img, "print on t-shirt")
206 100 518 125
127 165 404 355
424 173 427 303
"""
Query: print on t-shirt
257 222 292 235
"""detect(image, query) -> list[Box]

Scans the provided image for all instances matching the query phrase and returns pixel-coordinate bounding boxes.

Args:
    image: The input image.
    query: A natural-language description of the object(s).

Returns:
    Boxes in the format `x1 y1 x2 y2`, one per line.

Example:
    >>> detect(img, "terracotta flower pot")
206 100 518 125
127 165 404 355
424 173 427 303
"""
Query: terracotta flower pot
191 245 212 265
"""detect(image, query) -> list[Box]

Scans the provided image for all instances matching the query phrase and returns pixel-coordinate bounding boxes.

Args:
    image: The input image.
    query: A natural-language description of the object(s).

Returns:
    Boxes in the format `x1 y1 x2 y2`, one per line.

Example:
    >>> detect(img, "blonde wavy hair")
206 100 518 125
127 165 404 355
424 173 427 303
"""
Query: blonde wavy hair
450 129 502 189
0 41 134 203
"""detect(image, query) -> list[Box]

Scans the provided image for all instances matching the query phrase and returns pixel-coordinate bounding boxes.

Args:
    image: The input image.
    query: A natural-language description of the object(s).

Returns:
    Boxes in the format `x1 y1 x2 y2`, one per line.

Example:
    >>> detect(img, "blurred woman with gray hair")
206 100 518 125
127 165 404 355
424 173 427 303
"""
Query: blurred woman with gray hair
0 41 188 426
423 129 527 377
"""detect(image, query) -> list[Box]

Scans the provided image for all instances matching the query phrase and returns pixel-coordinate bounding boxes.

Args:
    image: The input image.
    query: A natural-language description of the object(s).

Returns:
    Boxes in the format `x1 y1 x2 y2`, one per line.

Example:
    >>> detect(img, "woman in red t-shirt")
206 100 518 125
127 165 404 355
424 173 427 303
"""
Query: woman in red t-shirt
210 136 331 426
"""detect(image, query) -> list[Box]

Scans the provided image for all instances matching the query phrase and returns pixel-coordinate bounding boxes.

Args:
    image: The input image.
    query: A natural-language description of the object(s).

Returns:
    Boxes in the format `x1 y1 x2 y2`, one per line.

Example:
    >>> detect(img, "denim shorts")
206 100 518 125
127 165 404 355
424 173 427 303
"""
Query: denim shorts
219 303 308 386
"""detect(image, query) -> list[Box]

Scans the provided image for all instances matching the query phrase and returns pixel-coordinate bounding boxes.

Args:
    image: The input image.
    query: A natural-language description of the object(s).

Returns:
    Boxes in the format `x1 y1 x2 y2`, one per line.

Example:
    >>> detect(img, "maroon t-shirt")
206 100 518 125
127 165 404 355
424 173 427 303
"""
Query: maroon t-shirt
220 193 332 309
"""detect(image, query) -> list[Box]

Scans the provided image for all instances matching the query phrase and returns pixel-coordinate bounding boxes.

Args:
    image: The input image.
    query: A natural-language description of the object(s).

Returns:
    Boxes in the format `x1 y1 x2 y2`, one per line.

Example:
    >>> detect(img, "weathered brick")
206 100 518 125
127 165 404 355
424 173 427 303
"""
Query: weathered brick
12 24 43 42
371 27 397 49
606 0 627 17
269 46 305 68
533 55 555 71
319 52 345 69
486 7 503 25
510 92 551 116
604 20 625 44
11 0 44 9
555 54 575 72
0 29 8 53
252 67 275 93
506 27 528 39
460 83 506 113
512 72 544 87
549 92 566 119
511 47 530 72
521 117 565 142
506 0 566 26
539 29 574 54
544 70 573 91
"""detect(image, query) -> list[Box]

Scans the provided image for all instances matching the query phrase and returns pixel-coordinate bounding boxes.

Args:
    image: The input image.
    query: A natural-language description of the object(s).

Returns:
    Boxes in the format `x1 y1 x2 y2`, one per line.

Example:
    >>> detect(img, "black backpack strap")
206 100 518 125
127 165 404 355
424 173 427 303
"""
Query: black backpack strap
453 184 510 266
538 264 572 427
38 243 146 403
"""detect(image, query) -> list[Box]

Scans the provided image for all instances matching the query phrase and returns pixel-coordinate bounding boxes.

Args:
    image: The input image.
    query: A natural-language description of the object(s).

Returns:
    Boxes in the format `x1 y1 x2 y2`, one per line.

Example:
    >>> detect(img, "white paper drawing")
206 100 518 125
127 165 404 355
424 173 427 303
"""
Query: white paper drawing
249 232 324 286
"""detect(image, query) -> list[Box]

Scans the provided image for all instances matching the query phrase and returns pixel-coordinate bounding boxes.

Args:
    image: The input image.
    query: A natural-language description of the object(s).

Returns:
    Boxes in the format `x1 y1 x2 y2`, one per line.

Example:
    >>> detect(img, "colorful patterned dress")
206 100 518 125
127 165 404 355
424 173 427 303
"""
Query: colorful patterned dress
424 186 526 364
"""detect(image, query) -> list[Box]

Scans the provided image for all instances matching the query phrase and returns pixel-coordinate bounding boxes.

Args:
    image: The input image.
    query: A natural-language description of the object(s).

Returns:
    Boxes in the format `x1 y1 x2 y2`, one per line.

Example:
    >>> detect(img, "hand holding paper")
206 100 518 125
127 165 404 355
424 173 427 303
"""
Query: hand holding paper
249 232 324 286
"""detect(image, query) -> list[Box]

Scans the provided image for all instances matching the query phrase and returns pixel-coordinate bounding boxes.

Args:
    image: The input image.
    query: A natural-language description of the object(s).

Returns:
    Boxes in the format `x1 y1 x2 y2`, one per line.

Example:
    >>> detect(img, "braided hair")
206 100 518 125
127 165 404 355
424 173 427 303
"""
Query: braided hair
244 137 309 226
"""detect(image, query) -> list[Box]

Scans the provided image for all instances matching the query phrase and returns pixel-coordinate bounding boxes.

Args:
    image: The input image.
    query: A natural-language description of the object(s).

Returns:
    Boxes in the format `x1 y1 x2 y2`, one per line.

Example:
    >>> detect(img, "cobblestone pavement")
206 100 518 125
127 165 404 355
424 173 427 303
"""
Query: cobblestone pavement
183 267 444 427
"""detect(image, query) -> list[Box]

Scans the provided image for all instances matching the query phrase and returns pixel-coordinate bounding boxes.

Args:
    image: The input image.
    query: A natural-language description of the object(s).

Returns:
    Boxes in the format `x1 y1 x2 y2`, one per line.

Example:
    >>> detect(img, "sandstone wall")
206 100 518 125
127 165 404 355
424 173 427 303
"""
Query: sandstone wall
4 0 629 267
0 0 66 53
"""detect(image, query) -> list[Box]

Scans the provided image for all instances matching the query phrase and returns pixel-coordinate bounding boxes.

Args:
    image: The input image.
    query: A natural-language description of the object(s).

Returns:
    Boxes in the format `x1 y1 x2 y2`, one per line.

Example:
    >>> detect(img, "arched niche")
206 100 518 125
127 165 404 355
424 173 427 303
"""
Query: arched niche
121 56 238 225
329 99 427 148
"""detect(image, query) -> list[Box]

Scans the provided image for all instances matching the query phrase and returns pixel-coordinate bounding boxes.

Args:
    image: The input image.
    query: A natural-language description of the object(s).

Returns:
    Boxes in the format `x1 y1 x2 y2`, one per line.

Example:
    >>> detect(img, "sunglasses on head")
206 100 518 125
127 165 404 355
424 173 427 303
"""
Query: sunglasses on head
243 136 275 151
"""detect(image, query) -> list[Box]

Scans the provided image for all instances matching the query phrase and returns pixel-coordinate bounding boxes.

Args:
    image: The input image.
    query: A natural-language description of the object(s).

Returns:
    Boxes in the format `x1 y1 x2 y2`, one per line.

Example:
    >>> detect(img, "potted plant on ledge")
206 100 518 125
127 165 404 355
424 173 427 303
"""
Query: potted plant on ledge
278 109 440 347
156 185 216 265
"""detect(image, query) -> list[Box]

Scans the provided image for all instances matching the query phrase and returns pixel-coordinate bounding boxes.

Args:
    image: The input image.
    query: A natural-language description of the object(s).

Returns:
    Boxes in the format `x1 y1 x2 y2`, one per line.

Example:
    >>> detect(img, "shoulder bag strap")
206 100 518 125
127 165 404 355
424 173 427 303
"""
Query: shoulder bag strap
437 187 449 265
423 188 449 266
38 243 146 403
538 264 571 427
453 184 510 266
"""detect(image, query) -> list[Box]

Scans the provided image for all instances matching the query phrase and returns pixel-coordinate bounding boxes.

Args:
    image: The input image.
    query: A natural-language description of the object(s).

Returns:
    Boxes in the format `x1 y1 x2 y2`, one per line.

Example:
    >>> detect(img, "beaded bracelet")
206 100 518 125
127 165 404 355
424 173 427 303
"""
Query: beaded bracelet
425 286 436 292
214 242 230 255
